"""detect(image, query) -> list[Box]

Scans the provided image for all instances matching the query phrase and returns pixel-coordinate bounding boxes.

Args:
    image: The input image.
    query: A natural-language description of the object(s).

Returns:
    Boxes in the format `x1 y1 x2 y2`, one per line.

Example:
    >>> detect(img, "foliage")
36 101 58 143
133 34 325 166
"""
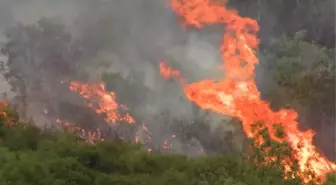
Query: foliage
260 35 335 159
0 1 334 184
0 105 334 185
227 0 335 48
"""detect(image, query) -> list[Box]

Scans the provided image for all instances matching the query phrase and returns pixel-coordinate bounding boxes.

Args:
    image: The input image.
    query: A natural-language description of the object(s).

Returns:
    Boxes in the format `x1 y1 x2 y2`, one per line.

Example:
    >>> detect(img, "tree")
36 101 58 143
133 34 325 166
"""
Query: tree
227 0 335 48
2 17 78 122
261 35 335 160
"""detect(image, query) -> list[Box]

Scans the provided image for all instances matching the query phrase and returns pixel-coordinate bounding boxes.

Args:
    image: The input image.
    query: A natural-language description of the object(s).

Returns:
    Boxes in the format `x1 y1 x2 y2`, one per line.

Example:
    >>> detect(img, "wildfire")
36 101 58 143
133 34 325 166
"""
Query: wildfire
56 118 104 144
159 0 336 183
0 100 14 126
159 62 185 85
0 100 8 117
69 82 186 153
69 81 135 124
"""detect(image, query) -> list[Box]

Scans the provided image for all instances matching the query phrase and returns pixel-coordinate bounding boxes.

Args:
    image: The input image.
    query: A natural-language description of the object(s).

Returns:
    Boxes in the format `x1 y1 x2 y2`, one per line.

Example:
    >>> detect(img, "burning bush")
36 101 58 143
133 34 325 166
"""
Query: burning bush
0 102 335 185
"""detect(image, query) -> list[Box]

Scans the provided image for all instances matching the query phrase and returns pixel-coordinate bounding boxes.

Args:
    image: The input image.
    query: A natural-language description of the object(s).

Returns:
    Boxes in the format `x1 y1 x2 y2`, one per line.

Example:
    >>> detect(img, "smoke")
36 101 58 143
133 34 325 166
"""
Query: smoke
0 0 82 104
0 0 82 41
0 0 236 155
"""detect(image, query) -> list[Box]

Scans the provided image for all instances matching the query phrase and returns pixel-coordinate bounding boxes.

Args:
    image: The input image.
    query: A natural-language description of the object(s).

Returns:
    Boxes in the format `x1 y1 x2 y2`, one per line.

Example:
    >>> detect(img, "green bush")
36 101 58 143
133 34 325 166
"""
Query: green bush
0 104 334 185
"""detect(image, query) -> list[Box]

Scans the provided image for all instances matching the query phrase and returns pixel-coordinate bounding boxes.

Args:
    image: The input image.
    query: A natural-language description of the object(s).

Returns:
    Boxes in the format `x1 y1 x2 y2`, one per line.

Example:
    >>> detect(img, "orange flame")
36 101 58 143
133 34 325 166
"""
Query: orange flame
159 61 185 85
160 0 336 183
69 81 135 124
0 100 14 127
69 82 187 153
56 118 104 144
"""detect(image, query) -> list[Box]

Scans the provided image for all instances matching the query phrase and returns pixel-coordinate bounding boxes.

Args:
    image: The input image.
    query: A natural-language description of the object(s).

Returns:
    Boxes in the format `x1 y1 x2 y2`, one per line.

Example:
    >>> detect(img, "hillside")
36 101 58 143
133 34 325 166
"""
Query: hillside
0 101 334 185
0 0 335 184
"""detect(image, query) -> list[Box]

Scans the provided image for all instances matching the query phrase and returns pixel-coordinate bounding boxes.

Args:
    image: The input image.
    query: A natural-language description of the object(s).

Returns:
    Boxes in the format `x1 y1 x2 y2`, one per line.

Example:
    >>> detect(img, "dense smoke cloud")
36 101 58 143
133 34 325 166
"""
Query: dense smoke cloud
1 0 332 158
0 0 236 154
68 0 226 122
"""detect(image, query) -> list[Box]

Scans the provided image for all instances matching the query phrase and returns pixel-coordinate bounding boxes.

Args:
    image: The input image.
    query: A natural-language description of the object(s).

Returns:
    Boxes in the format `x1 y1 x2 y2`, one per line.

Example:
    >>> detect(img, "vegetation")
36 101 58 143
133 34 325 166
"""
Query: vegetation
8 49 336 183
0 104 334 185
0 0 334 184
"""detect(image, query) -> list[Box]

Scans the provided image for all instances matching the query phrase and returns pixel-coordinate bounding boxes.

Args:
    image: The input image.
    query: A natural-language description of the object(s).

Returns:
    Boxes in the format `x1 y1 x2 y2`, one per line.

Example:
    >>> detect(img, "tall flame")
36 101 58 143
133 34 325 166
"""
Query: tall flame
160 0 336 183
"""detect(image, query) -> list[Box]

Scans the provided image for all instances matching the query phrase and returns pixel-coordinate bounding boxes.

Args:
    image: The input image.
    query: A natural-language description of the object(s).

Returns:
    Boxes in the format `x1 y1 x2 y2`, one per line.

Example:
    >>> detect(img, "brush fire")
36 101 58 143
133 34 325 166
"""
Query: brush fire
67 0 335 183
0 0 335 184
158 0 336 183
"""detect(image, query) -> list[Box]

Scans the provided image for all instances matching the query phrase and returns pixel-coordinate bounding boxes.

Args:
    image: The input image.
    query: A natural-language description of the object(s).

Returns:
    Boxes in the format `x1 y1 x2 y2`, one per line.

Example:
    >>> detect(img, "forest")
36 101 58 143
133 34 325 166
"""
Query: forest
0 0 335 184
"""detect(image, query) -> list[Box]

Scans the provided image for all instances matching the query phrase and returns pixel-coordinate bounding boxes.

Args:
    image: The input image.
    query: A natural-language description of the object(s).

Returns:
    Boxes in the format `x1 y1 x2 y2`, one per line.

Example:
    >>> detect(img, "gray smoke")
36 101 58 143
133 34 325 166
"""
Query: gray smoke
0 0 235 155
0 0 81 41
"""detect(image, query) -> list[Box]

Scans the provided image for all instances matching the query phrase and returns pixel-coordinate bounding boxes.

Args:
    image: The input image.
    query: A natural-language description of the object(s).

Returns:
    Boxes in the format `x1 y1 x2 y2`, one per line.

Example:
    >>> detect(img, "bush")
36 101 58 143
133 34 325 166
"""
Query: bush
0 103 334 185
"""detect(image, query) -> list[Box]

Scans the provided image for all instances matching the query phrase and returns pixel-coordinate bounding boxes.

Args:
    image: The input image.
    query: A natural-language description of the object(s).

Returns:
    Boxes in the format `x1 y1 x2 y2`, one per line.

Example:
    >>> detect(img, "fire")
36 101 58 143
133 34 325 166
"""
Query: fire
56 118 104 144
0 100 14 126
159 62 185 85
135 124 152 144
159 0 336 183
0 100 8 118
69 81 135 124
69 82 182 153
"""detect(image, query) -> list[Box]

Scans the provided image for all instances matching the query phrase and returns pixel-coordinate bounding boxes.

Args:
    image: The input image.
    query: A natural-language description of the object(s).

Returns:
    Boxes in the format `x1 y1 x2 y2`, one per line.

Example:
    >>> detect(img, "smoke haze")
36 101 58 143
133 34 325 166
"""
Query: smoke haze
0 0 236 155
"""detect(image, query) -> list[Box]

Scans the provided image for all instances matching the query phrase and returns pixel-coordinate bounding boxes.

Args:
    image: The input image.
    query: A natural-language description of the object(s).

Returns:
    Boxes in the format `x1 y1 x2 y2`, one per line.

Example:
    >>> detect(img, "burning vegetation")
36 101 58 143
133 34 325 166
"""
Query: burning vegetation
159 0 336 183
0 0 335 184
